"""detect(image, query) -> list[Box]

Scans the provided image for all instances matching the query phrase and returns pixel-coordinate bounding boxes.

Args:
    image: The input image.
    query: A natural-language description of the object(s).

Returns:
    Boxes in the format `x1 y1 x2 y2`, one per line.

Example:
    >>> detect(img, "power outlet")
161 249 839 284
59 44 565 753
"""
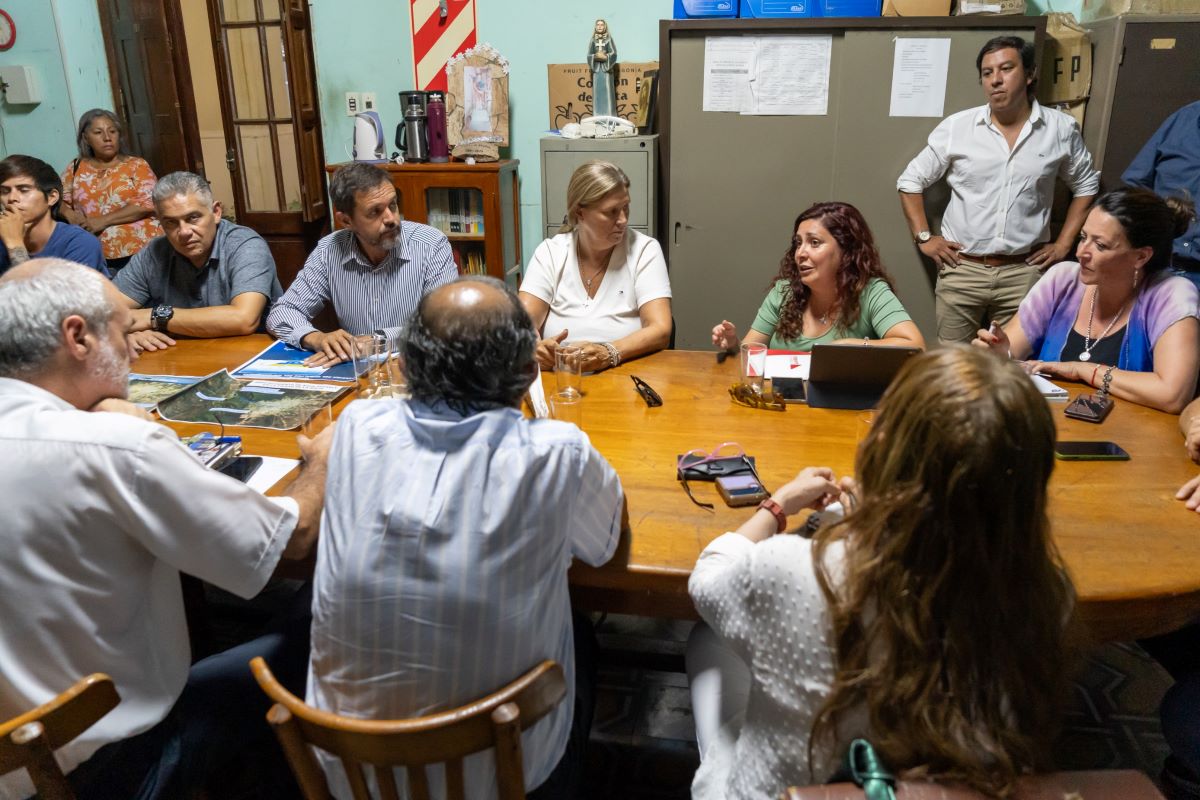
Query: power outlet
345 92 361 117
362 92 377 112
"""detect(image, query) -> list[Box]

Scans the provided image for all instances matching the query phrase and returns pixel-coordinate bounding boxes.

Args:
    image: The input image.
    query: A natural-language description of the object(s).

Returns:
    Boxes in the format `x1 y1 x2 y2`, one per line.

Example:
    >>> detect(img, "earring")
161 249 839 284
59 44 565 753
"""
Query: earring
1133 267 1140 290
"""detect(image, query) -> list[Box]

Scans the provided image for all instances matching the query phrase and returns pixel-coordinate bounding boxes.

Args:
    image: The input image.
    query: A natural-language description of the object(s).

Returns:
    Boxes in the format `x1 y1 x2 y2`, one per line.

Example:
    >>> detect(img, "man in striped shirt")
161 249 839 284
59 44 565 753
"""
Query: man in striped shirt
266 162 457 365
308 276 624 799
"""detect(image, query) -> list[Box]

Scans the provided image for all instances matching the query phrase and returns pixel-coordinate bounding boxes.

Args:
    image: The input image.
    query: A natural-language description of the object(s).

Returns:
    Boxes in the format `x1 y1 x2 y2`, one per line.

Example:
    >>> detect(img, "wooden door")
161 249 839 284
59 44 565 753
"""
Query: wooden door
206 0 328 286
96 0 195 176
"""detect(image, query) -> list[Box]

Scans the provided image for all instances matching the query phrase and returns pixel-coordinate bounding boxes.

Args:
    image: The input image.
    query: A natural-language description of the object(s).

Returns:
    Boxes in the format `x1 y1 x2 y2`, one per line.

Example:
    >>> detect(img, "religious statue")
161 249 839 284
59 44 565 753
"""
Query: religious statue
587 19 617 118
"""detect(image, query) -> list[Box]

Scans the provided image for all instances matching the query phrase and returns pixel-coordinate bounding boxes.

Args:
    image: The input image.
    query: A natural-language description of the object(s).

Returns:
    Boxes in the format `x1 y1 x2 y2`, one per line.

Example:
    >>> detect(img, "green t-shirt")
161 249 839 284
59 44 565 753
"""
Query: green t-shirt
750 277 912 350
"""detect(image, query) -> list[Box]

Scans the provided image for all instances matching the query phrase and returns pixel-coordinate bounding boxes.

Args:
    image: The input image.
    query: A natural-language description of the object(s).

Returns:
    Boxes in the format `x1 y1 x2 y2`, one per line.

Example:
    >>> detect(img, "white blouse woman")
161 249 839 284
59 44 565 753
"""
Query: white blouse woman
519 160 673 373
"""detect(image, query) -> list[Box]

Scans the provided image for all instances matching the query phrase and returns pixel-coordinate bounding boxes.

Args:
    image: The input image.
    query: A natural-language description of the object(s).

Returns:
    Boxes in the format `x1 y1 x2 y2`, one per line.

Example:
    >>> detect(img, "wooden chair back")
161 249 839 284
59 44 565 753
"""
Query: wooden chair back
249 656 567 800
783 769 1166 799
0 674 120 800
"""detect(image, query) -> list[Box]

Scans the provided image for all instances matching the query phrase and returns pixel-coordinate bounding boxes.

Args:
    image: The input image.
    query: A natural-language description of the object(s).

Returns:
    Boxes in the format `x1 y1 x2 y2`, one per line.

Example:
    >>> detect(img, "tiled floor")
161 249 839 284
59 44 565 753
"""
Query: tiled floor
587 614 1176 799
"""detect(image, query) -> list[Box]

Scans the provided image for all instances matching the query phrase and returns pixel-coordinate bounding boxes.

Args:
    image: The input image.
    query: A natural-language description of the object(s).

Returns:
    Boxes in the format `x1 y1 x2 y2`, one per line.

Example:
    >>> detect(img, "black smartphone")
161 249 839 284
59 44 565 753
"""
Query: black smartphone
1053 441 1130 461
218 455 264 482
771 377 807 403
716 474 769 507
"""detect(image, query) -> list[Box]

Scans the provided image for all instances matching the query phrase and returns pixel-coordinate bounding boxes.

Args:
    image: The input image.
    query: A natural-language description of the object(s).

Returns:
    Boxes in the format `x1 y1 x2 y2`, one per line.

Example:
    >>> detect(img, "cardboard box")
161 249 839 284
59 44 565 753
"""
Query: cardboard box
1038 13 1092 105
1046 97 1087 128
1079 0 1200 20
547 62 659 130
882 0 951 16
954 0 1025 14
739 0 817 16
673 0 737 16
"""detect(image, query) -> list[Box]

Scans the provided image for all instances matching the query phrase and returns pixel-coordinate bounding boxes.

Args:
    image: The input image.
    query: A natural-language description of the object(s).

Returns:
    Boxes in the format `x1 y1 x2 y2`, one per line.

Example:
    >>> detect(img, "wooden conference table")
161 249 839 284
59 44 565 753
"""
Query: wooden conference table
139 335 1200 643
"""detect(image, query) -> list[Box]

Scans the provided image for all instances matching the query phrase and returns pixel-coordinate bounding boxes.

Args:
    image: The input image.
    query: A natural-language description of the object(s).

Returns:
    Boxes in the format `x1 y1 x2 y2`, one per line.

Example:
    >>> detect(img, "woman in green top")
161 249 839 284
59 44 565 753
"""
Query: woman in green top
713 202 925 352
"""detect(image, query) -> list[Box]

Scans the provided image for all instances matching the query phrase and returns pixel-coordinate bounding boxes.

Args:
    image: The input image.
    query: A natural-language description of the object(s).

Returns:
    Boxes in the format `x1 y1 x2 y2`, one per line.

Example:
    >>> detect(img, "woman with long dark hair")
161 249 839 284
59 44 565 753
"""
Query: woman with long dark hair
713 201 924 352
687 346 1076 799
975 187 1199 413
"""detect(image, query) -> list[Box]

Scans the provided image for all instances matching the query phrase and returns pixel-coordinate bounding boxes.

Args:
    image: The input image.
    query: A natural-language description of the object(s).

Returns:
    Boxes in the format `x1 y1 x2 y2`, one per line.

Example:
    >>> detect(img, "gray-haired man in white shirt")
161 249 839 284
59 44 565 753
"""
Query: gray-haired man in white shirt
0 258 331 800
898 35 1100 344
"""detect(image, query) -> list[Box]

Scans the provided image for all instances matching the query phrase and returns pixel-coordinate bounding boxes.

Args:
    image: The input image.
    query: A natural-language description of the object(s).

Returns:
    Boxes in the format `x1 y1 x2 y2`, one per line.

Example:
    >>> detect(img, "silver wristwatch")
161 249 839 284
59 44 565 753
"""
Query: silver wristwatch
915 230 932 245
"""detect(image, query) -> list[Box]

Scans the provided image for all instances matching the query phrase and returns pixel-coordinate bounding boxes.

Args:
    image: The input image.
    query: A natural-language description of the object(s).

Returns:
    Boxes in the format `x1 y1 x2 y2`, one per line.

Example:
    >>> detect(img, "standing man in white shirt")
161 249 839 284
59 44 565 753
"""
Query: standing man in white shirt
897 36 1101 344
0 258 331 800
308 275 624 800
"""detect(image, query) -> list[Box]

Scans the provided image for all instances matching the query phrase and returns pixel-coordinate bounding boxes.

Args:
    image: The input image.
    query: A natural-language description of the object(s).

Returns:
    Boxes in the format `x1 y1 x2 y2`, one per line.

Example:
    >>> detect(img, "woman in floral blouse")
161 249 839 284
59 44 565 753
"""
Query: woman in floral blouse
60 108 162 274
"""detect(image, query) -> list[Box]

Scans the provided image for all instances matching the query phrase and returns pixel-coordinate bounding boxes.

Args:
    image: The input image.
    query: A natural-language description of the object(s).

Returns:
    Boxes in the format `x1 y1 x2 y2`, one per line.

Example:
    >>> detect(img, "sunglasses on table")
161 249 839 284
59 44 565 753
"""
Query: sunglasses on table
728 382 786 411
630 375 662 407
676 442 762 510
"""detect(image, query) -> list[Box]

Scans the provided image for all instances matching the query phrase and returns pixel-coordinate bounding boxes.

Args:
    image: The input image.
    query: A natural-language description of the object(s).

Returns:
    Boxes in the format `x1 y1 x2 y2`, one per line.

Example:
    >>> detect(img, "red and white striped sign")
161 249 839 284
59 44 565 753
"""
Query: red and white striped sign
410 0 478 92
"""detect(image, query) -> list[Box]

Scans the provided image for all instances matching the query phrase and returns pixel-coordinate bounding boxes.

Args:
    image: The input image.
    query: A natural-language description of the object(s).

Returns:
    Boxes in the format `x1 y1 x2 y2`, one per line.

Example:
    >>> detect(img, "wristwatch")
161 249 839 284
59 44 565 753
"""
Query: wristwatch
915 230 932 245
150 304 174 332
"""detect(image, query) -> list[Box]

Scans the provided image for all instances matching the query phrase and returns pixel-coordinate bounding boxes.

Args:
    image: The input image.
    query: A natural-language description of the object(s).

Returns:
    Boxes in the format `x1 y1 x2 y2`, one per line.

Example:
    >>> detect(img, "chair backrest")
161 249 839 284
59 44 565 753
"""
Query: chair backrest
0 674 120 800
783 769 1166 799
249 656 567 800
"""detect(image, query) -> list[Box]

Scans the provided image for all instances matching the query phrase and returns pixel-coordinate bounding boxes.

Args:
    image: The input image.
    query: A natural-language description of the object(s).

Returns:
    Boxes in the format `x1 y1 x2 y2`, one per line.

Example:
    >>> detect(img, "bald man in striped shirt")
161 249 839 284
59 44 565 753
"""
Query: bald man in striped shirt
308 276 623 799
266 162 457 365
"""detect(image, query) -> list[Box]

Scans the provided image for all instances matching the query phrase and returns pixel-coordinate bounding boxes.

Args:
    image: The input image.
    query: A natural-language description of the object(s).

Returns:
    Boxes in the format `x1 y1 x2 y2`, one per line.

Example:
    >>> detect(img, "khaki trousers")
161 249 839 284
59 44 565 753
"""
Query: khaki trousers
934 259 1042 345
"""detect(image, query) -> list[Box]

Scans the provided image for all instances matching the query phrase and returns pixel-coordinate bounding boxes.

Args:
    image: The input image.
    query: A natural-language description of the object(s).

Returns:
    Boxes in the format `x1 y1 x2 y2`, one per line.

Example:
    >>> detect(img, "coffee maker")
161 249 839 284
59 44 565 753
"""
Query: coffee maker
426 91 449 163
396 90 429 163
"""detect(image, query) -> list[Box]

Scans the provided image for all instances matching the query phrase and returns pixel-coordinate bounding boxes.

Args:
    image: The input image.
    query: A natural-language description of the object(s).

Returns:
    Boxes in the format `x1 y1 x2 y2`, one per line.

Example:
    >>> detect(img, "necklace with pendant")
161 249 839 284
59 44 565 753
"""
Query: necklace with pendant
1079 287 1128 362
582 262 607 292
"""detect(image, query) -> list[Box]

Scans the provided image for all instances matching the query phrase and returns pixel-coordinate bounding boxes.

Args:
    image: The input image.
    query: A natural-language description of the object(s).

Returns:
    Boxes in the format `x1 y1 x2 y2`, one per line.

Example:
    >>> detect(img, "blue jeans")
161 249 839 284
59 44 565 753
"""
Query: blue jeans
66 586 311 800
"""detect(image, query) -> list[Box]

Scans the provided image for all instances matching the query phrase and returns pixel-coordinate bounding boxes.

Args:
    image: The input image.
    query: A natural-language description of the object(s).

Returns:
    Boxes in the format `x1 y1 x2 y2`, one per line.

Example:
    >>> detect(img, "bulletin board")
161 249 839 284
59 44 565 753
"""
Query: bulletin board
658 17 1045 348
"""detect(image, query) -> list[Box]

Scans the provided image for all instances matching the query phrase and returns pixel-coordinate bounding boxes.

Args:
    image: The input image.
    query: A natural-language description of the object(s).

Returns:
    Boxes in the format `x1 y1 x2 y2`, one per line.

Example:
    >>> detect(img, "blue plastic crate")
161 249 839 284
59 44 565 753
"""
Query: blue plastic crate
818 0 881 16
738 0 817 17
674 0 738 17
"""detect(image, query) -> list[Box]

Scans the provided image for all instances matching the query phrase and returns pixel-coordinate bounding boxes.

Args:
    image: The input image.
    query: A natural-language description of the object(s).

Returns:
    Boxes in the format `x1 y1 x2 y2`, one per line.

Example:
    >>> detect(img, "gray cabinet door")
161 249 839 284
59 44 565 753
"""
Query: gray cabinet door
541 136 658 235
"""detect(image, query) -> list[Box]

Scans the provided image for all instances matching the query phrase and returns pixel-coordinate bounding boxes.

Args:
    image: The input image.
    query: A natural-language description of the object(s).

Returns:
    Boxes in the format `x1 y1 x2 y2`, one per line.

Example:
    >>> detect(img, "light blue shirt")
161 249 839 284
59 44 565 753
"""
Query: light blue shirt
266 221 457 348
307 397 623 799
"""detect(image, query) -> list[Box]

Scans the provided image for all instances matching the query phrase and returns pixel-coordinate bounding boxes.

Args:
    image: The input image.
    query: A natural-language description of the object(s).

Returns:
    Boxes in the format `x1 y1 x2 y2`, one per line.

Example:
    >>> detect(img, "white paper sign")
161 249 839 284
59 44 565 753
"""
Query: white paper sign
747 35 832 116
703 37 755 113
889 38 951 118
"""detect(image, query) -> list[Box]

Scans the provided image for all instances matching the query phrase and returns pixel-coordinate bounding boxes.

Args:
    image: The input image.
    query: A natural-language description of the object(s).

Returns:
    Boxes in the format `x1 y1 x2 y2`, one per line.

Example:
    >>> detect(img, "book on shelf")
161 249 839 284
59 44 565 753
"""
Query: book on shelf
426 189 485 236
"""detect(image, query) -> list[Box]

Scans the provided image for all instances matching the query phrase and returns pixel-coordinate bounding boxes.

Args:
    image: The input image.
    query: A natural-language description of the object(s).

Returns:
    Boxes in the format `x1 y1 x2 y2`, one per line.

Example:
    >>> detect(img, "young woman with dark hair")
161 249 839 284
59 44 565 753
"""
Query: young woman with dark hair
686 346 1077 799
713 201 924 352
975 186 1200 413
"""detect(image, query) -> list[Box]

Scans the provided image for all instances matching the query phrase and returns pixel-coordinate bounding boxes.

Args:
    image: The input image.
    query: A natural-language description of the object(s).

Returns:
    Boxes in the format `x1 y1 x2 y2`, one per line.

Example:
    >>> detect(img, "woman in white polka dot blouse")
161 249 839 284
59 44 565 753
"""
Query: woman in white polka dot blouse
686 346 1077 799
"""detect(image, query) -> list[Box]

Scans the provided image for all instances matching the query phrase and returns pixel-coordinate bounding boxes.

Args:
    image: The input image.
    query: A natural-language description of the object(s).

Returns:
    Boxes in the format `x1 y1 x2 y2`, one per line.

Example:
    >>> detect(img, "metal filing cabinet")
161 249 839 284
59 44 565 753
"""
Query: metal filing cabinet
540 134 658 240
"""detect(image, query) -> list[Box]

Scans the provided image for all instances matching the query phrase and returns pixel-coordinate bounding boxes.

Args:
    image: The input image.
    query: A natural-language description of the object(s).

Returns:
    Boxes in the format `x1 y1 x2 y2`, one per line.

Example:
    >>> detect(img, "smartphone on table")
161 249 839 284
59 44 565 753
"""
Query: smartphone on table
1053 441 1130 461
716 474 770 507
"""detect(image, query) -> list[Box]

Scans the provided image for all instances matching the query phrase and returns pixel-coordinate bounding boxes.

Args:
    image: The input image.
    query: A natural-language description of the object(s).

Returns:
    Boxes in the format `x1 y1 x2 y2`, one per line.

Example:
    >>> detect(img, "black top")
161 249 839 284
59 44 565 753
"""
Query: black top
1062 325 1127 367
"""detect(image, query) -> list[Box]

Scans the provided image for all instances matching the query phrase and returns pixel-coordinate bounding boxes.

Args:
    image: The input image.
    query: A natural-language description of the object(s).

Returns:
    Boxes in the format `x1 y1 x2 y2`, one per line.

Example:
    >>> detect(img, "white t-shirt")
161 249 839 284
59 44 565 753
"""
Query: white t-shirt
519 229 672 343
0 378 297 800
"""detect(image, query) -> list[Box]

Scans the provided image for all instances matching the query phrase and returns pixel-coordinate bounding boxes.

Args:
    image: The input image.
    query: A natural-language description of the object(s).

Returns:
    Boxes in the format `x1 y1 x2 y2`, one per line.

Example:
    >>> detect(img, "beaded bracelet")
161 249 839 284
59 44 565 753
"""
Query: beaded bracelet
601 342 621 368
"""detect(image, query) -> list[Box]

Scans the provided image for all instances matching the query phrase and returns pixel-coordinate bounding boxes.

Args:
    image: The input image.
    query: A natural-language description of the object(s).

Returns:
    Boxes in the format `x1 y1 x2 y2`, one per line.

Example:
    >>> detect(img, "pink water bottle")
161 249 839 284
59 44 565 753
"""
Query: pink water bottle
427 91 449 163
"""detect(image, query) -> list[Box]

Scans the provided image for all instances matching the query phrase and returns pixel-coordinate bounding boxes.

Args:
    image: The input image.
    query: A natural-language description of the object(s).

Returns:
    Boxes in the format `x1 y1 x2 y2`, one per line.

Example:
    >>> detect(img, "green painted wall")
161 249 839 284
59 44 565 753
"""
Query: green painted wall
309 0 673 267
0 0 113 167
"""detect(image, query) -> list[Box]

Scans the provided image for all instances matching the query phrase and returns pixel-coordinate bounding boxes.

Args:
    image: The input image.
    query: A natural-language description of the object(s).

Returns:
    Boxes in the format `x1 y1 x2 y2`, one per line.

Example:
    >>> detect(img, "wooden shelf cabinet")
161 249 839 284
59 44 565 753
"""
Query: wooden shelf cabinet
325 160 522 284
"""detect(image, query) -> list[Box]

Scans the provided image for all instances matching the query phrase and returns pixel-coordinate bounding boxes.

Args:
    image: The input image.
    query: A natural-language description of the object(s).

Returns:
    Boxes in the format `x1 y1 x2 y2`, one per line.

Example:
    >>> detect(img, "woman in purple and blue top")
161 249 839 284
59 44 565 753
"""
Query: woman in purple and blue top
974 187 1199 414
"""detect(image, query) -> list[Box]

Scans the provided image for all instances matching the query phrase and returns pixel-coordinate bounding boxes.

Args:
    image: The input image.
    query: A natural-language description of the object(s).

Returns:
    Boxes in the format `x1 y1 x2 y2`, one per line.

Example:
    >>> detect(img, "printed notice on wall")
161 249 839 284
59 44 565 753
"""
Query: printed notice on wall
746 35 832 116
703 35 832 115
889 38 951 118
703 37 755 113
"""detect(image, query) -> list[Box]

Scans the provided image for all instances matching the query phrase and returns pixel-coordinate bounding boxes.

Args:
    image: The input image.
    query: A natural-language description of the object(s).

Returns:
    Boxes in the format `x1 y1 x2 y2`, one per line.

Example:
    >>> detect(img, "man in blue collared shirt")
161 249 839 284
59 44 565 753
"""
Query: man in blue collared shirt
266 162 457 365
1124 101 1200 289
115 171 283 353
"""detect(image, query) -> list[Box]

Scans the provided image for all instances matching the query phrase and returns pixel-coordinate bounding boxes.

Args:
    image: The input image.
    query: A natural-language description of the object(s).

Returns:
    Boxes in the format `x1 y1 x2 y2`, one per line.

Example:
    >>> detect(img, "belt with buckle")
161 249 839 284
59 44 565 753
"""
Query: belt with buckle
958 251 1034 267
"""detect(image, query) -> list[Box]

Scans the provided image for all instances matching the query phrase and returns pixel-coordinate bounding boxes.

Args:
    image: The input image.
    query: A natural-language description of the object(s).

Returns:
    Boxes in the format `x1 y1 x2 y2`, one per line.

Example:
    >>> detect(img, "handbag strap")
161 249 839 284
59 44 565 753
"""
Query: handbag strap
846 739 897 800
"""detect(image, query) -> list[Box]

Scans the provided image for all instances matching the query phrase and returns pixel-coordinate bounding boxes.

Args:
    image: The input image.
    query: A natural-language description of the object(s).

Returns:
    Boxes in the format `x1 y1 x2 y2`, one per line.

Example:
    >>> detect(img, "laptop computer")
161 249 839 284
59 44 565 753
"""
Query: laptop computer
805 343 922 410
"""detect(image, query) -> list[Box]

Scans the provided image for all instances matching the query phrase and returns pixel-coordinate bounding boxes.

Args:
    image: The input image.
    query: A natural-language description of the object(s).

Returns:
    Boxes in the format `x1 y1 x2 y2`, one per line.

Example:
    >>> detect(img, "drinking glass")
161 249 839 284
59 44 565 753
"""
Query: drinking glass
740 343 767 393
302 401 334 438
364 333 400 399
556 343 583 397
550 389 583 427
